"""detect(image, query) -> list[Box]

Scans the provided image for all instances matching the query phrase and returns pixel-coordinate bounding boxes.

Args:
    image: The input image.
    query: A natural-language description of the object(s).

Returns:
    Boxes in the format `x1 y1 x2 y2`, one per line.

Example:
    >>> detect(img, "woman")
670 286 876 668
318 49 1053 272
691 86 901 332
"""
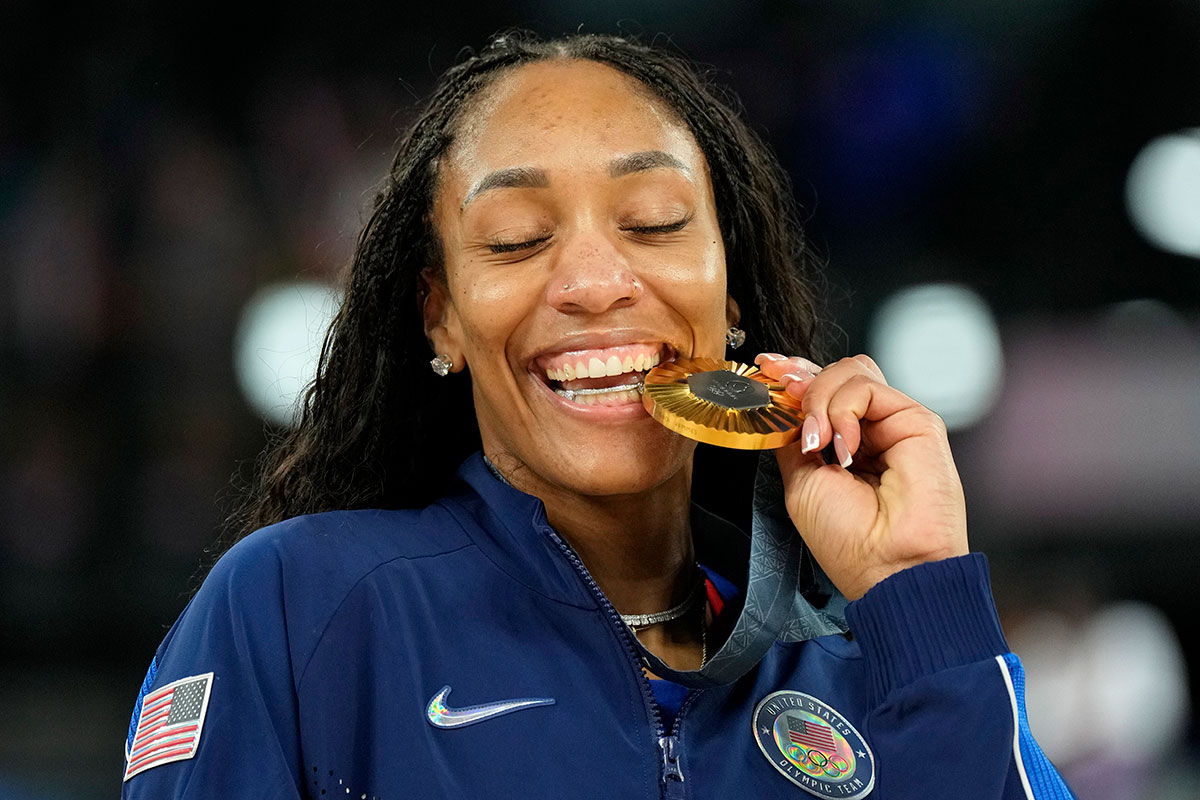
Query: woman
121 33 1073 799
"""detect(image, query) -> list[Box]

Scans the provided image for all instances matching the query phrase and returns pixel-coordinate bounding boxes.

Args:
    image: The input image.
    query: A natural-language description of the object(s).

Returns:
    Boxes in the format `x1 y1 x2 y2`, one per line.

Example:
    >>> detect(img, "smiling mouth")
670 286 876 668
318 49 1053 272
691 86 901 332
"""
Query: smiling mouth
536 344 674 406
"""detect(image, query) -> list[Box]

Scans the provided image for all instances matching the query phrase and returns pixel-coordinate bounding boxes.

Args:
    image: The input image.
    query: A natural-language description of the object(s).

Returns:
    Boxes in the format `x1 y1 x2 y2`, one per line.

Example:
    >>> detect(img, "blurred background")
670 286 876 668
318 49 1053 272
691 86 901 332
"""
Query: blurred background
1 0 1197 797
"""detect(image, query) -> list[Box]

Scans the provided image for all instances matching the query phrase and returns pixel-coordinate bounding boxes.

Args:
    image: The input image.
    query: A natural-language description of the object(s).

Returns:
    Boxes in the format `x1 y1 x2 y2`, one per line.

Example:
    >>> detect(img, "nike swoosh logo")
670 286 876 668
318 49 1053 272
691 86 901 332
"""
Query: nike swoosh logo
425 685 555 729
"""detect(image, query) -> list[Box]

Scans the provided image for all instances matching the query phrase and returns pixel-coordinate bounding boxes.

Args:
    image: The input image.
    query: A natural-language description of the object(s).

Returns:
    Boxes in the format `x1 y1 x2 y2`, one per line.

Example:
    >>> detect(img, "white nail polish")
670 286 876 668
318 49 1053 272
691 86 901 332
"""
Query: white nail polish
801 416 820 454
834 433 853 469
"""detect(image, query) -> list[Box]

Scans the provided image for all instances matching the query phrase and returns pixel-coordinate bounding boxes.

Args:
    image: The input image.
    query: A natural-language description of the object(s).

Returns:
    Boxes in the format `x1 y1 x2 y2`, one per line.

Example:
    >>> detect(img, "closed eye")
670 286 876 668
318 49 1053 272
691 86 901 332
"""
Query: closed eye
486 216 690 253
488 236 551 254
623 217 691 235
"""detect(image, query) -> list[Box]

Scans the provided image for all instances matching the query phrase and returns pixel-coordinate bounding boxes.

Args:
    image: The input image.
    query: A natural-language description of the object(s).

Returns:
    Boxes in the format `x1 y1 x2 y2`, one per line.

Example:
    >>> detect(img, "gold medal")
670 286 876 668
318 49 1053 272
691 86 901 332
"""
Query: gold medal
641 357 805 449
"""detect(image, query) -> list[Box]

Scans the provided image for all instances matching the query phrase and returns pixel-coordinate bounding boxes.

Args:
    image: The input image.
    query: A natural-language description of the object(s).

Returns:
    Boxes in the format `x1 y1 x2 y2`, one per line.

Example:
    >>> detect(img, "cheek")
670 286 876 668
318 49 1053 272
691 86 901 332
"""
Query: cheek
451 265 539 359
696 250 732 353
652 230 725 287
674 240 729 335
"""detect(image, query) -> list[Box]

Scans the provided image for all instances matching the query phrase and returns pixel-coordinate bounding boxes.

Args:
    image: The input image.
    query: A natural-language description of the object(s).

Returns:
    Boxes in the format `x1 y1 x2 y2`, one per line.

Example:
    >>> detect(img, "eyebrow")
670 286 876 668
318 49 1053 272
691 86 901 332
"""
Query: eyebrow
608 150 692 178
460 150 692 208
462 166 549 208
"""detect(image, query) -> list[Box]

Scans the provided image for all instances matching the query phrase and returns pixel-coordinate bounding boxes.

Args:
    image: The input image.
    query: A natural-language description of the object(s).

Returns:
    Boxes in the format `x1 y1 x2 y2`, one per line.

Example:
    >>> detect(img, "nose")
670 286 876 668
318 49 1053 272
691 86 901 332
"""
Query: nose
545 233 643 314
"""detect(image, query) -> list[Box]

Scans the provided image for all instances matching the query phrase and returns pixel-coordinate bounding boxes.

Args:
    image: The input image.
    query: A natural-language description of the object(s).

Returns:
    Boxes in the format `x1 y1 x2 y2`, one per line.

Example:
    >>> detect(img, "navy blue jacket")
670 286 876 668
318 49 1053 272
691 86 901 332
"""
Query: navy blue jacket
121 454 1074 799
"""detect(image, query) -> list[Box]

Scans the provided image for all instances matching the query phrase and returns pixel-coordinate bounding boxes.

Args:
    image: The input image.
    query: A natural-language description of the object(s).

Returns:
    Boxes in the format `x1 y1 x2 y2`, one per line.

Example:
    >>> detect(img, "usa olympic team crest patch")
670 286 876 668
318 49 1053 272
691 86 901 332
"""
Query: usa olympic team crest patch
752 690 875 798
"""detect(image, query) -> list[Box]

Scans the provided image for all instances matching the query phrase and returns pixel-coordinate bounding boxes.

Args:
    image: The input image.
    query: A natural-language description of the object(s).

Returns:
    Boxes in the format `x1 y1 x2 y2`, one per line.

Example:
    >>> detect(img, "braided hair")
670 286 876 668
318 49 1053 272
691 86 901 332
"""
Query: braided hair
226 31 827 546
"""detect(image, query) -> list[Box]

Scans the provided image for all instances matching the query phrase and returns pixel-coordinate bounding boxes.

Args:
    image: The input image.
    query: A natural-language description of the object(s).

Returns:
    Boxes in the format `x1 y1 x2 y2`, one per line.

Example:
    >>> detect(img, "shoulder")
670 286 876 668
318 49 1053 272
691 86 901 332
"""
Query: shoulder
215 503 474 583
140 501 481 690
205 502 475 610
182 503 477 663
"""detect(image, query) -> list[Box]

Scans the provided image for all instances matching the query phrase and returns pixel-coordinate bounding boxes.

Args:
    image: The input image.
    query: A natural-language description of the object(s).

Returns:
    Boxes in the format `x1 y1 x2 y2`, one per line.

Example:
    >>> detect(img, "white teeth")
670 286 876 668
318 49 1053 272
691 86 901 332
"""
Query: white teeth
544 348 667 382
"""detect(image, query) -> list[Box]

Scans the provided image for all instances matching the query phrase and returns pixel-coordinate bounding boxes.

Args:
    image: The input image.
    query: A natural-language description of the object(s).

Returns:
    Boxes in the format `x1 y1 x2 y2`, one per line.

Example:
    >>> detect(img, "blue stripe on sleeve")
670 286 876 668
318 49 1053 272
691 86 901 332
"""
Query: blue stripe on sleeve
1000 653 1076 799
125 656 159 758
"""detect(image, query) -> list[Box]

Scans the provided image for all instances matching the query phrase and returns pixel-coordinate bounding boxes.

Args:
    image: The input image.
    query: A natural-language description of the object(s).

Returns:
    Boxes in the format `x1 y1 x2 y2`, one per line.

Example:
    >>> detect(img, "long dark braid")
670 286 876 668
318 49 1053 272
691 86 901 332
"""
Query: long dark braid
223 32 828 550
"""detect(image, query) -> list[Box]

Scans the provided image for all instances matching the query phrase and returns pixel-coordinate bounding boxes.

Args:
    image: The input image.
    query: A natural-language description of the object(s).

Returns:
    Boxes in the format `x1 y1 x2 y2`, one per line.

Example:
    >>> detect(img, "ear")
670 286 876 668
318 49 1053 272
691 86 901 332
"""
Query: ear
726 294 741 328
419 268 466 372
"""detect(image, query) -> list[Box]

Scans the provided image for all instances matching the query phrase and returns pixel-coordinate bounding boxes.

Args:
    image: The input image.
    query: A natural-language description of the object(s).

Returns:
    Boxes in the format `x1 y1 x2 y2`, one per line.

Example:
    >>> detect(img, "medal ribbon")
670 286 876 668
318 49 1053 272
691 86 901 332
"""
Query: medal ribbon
629 454 848 688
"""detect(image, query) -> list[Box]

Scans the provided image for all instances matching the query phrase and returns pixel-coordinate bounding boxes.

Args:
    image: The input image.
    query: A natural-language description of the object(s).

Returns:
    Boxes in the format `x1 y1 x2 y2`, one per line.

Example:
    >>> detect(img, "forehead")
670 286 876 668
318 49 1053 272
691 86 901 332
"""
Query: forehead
442 59 706 189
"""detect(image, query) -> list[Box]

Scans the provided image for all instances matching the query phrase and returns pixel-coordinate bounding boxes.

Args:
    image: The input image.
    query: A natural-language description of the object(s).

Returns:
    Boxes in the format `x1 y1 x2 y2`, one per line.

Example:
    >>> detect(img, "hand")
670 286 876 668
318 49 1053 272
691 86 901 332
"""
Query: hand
754 353 969 601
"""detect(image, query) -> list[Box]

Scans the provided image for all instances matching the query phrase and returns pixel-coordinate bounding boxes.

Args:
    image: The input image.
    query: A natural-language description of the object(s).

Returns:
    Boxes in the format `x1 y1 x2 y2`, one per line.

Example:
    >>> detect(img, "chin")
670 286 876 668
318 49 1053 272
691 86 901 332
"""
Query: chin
546 427 696 498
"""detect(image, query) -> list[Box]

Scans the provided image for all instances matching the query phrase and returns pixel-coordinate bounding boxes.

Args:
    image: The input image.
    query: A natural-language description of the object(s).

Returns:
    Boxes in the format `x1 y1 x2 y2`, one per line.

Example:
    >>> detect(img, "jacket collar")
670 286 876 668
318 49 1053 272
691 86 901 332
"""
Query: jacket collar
449 451 848 687
444 453 597 608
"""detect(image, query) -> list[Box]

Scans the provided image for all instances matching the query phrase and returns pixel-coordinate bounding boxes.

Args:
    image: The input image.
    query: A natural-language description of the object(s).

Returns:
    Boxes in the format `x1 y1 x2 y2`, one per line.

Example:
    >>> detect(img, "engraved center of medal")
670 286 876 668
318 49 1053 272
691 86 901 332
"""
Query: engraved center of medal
687 370 770 411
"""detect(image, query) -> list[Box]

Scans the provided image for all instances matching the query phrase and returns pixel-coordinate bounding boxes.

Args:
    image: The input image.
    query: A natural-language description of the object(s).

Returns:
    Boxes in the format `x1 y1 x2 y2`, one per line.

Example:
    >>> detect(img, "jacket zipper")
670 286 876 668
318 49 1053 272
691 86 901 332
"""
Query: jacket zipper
540 521 693 798
659 691 700 800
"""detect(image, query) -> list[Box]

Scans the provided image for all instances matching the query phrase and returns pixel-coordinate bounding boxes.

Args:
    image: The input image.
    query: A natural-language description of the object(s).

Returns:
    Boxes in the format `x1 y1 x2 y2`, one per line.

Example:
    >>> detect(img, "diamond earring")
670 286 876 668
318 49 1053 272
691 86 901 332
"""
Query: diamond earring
430 354 453 376
725 327 746 350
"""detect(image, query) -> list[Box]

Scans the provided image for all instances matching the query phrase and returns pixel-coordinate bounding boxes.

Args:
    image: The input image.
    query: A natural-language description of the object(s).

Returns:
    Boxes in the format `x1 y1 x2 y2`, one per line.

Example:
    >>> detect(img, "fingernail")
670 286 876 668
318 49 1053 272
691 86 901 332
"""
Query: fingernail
833 432 853 468
801 416 821 454
794 357 823 374
758 352 787 362
780 372 812 387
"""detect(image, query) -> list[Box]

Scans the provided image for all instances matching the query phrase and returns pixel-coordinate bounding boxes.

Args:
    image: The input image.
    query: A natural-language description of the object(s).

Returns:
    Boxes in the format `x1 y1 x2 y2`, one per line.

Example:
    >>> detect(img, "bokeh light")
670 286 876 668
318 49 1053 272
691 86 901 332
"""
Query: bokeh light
1125 129 1200 259
233 282 341 426
1011 601 1190 796
867 283 1004 430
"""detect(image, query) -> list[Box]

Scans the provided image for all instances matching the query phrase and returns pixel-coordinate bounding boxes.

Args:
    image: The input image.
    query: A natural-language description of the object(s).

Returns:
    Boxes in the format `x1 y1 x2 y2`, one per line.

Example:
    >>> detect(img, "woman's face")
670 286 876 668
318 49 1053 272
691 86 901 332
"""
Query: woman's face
427 59 732 498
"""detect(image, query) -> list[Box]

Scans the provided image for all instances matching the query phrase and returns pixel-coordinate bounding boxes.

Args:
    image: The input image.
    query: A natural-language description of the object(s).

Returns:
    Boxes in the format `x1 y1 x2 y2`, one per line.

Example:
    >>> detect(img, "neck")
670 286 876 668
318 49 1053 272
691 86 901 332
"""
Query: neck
487 452 706 671
493 456 697 617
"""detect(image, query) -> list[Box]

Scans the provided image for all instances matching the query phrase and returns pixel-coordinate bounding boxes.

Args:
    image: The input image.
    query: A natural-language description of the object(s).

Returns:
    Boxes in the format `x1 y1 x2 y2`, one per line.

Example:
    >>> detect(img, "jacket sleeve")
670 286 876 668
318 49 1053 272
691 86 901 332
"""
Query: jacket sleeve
845 554 1076 800
121 533 304 800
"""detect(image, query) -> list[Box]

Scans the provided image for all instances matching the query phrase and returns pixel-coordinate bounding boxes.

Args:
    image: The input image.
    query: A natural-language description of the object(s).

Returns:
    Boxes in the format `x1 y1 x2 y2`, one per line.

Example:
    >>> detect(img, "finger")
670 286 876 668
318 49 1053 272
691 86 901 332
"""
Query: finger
856 401 949 459
782 372 816 400
775 434 865 500
832 432 855 469
818 375 934 460
792 358 877 453
753 352 823 381
761 355 891 466
826 378 872 465
798 359 912 456
848 353 887 385
775 436 824 487
799 413 822 455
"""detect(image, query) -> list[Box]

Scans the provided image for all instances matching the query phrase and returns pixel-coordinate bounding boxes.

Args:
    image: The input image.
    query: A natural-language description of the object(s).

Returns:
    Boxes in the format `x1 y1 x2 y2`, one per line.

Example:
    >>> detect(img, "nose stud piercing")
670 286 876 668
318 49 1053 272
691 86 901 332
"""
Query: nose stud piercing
725 327 746 349
559 277 641 295
430 354 453 376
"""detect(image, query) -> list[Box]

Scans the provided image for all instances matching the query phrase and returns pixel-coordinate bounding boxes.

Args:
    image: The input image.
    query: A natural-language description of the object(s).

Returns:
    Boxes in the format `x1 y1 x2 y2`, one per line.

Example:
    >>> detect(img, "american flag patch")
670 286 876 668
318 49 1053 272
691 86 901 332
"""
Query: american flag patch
123 672 213 781
787 715 836 754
